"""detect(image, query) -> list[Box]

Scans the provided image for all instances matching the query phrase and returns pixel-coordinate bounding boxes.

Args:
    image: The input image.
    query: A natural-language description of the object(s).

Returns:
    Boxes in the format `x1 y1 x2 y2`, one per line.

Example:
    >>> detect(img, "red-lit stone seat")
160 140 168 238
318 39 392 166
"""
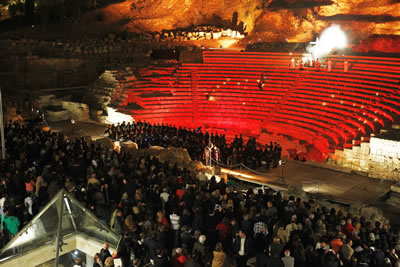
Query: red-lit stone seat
118 51 400 160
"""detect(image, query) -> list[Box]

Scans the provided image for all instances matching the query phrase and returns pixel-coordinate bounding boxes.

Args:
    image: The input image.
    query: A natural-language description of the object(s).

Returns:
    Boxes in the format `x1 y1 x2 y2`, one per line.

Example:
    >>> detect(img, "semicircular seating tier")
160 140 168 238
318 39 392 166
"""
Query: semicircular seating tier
116 51 400 161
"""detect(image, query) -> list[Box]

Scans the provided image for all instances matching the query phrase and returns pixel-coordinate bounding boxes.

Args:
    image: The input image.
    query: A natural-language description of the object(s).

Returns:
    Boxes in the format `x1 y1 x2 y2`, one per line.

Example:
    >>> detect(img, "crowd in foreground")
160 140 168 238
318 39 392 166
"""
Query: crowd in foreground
104 121 282 170
0 121 399 267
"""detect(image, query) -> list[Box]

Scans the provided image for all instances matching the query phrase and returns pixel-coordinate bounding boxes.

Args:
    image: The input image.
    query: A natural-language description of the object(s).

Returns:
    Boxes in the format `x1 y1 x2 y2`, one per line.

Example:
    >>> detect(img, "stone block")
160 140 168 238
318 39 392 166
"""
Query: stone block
44 109 70 122
360 159 368 169
61 101 90 121
35 94 56 108
120 141 138 151
349 203 388 224
343 163 352 169
360 144 370 154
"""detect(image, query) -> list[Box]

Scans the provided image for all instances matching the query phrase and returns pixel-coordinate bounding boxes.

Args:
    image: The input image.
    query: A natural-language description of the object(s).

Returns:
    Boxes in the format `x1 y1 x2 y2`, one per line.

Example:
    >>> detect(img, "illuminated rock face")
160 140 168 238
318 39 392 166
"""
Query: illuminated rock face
354 35 400 53
96 0 400 43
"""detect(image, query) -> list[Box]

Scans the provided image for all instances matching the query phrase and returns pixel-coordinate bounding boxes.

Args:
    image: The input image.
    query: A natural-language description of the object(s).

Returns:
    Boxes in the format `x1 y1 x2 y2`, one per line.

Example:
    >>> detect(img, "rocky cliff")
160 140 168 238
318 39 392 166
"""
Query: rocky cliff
87 0 400 43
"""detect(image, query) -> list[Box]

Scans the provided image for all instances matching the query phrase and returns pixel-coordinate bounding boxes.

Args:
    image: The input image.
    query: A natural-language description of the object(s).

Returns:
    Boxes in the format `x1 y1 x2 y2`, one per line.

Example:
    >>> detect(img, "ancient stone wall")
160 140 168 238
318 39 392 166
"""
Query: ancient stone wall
0 36 147 63
369 138 400 180
0 36 152 90
327 137 400 181
14 56 96 89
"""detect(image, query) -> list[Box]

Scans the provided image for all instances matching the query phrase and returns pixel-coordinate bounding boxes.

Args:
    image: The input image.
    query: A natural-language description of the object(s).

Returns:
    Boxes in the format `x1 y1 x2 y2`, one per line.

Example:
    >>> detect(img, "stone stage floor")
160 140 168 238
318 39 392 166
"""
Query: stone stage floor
220 160 400 230
221 160 393 205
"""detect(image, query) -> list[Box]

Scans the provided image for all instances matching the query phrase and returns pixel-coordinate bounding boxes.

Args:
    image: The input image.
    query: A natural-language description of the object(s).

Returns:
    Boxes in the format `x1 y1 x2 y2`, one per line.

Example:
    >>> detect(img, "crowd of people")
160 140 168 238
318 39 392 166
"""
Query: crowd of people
0 121 399 267
104 121 282 170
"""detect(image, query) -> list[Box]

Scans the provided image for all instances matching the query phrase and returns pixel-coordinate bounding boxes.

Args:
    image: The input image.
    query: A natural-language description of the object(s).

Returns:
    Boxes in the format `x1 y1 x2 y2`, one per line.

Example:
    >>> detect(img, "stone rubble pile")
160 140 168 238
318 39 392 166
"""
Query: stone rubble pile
156 26 245 42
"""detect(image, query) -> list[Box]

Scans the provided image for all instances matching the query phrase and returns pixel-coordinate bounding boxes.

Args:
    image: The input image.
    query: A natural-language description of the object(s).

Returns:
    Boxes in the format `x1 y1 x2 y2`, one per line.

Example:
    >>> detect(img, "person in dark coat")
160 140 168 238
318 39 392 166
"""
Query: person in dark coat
117 232 132 267
267 257 284 267
233 229 253 267
100 242 112 264
192 235 207 263
144 232 161 261
153 248 169 267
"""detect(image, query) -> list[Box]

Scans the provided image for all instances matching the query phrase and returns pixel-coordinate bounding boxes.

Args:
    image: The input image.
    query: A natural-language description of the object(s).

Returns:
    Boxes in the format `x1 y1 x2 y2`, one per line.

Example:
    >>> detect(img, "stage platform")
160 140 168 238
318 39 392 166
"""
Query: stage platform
221 160 393 205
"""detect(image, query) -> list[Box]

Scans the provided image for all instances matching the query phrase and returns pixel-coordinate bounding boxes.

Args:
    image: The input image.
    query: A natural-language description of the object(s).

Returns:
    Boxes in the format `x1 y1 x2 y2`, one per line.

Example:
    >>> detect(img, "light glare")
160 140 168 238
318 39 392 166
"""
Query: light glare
309 25 347 59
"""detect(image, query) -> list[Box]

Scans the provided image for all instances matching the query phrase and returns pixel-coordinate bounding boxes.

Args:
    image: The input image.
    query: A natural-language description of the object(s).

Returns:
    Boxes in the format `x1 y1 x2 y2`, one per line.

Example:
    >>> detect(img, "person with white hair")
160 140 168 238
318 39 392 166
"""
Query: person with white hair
192 235 207 263
281 250 294 267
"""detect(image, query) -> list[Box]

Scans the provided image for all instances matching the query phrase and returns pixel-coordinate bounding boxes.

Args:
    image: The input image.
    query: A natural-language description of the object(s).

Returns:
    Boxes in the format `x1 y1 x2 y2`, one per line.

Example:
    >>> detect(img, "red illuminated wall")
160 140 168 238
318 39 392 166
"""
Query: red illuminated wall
117 51 400 161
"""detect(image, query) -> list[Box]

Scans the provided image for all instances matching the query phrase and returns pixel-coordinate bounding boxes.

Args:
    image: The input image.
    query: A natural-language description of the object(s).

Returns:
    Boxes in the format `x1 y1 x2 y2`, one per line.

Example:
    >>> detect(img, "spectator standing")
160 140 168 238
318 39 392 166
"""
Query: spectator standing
233 229 252 267
281 250 295 267
100 242 112 264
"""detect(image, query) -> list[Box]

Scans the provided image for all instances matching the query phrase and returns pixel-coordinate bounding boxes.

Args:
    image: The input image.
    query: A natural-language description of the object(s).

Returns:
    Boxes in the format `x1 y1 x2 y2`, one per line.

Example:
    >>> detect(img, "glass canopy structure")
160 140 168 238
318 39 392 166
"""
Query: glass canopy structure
0 190 120 266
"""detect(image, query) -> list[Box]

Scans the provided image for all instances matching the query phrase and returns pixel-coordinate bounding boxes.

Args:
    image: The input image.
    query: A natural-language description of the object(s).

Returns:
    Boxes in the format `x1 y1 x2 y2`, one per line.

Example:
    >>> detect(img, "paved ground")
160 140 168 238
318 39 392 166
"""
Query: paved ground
221 160 393 205
48 120 107 140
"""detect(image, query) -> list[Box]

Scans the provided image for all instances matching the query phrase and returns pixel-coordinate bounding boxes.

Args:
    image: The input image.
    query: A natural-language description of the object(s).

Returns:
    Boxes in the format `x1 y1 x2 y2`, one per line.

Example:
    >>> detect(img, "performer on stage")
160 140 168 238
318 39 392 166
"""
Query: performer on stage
315 58 320 71
299 59 304 70
308 56 314 67
205 143 214 166
327 59 332 72
212 145 220 164
344 60 349 72
289 58 295 69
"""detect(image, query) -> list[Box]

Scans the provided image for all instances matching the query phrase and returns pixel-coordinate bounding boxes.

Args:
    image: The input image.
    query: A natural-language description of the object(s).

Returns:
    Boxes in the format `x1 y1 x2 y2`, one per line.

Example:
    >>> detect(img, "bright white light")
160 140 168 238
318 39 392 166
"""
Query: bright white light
219 39 238 48
105 107 134 125
309 25 347 59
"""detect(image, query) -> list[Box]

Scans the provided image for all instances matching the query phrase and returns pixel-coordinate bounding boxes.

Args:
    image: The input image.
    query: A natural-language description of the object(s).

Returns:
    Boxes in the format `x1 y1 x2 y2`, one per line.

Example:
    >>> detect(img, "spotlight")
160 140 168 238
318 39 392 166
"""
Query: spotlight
308 25 347 59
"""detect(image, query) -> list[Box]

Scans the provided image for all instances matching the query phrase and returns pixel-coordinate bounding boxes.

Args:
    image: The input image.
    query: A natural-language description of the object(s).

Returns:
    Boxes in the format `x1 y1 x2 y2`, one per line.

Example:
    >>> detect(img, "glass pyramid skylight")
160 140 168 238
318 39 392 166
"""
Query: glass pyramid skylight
0 190 119 264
